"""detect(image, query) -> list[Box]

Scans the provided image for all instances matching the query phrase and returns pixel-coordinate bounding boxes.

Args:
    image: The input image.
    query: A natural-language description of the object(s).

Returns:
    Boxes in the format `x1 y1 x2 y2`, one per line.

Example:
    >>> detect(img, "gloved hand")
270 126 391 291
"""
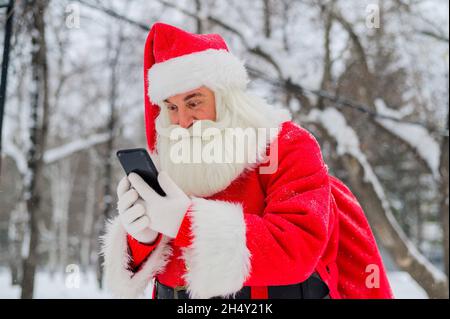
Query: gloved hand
116 175 160 243
128 171 191 239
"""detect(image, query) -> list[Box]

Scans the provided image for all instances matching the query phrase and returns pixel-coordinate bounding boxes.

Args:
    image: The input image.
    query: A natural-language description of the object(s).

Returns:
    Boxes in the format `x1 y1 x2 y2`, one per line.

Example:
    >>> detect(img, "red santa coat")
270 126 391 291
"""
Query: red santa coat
102 121 393 299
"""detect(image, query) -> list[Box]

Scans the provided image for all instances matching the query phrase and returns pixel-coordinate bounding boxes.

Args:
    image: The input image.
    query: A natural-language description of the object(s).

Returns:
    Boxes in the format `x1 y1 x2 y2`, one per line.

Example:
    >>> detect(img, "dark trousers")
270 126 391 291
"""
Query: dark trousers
155 273 330 299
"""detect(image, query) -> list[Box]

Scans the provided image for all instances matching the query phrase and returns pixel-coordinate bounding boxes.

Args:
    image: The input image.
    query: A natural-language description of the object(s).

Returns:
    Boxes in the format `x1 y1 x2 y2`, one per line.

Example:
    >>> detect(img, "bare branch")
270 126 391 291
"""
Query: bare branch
43 132 110 164
417 29 449 43
73 0 149 31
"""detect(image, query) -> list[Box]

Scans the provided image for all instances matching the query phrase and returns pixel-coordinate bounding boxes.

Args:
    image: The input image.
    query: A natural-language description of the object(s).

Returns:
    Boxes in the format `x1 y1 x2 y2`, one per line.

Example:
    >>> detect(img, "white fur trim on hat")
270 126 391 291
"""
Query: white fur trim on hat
100 216 173 298
180 197 252 299
148 49 249 104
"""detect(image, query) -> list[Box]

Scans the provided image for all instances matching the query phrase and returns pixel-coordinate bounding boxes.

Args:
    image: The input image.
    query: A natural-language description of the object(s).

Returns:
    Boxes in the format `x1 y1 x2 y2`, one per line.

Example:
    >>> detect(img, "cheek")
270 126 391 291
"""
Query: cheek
201 102 216 121
168 112 178 124
209 104 217 118
196 108 215 121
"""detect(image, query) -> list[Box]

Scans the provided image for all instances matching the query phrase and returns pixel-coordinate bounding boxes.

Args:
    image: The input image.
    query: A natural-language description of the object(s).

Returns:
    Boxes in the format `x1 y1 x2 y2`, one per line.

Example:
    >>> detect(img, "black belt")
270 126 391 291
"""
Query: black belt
155 273 330 299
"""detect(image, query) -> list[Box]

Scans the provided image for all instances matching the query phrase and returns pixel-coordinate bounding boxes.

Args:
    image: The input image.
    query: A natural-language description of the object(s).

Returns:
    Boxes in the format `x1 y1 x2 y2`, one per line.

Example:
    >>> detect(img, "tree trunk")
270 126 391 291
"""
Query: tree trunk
49 158 77 274
195 0 203 33
8 202 27 286
308 118 449 299
281 0 290 52
439 114 449 279
97 30 122 288
415 195 423 251
340 154 449 298
21 0 50 299
81 149 99 271
317 3 334 110
263 0 272 38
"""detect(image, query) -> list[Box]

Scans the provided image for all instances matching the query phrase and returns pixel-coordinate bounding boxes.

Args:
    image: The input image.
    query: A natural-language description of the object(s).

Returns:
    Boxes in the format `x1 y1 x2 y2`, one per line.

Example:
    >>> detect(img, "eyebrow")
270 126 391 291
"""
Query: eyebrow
163 92 204 104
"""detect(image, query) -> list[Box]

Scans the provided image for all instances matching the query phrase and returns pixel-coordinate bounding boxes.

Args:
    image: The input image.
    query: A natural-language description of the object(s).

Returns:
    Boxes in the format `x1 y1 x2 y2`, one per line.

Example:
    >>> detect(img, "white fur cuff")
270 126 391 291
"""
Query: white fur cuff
100 217 173 298
181 198 251 299
147 49 249 104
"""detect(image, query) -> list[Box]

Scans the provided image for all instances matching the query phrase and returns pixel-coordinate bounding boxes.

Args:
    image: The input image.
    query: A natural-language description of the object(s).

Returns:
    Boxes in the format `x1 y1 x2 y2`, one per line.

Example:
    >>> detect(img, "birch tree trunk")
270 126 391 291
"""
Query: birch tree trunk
81 149 99 271
8 202 27 286
21 0 50 299
49 157 77 274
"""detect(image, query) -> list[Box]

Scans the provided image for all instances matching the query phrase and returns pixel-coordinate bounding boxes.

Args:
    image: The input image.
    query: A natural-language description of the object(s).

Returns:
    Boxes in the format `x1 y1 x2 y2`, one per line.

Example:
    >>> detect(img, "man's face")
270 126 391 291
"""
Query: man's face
163 86 216 128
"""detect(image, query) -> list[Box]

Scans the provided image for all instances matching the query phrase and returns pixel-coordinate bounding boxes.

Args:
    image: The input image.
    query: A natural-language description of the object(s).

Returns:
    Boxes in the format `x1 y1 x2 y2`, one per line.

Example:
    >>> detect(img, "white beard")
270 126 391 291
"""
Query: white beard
152 89 291 197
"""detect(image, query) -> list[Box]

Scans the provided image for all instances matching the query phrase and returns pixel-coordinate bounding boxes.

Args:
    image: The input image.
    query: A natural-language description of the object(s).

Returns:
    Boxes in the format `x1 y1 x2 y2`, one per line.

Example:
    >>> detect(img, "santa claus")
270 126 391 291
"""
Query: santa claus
101 22 393 299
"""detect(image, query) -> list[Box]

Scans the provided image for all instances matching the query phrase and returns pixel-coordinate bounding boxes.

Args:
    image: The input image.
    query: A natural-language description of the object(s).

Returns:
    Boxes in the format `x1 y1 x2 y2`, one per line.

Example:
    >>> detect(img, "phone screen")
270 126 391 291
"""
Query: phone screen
116 148 166 196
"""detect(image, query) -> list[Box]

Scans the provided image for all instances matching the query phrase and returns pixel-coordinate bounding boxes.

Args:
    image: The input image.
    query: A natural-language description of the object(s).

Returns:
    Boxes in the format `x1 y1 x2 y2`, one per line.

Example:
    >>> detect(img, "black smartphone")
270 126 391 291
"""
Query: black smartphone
116 148 166 196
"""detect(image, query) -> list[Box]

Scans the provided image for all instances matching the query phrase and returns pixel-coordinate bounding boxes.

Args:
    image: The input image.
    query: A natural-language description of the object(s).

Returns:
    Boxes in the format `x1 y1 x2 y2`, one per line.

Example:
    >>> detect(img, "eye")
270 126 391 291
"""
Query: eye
187 100 202 108
167 104 178 112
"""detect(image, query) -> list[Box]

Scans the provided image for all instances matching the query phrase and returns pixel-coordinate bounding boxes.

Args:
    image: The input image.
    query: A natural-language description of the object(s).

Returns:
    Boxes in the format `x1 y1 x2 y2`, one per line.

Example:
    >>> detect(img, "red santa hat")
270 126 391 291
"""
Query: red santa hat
143 22 249 152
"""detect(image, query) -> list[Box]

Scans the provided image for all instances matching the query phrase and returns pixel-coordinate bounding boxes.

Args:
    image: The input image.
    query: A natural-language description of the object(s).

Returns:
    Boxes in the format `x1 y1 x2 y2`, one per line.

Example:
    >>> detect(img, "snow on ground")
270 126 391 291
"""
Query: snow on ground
387 271 428 299
0 270 428 299
0 271 114 299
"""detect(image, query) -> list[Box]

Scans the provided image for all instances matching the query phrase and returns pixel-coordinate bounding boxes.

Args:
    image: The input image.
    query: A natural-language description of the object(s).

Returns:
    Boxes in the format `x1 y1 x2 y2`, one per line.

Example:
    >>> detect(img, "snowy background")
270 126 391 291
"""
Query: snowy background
0 0 448 299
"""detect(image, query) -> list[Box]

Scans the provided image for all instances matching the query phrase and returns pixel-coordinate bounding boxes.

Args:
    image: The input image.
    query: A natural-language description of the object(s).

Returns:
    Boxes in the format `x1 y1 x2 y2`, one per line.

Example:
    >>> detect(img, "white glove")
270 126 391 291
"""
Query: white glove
128 171 191 239
116 176 160 243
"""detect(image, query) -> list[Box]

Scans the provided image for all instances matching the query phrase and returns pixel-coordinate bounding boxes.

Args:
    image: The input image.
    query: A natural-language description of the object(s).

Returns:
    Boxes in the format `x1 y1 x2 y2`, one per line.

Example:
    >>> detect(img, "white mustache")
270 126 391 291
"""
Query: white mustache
158 113 234 139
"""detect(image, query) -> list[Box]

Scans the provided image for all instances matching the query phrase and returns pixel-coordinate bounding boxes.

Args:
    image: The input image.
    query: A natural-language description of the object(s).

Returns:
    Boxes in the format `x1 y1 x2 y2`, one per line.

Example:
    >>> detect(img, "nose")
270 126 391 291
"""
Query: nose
178 107 195 129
